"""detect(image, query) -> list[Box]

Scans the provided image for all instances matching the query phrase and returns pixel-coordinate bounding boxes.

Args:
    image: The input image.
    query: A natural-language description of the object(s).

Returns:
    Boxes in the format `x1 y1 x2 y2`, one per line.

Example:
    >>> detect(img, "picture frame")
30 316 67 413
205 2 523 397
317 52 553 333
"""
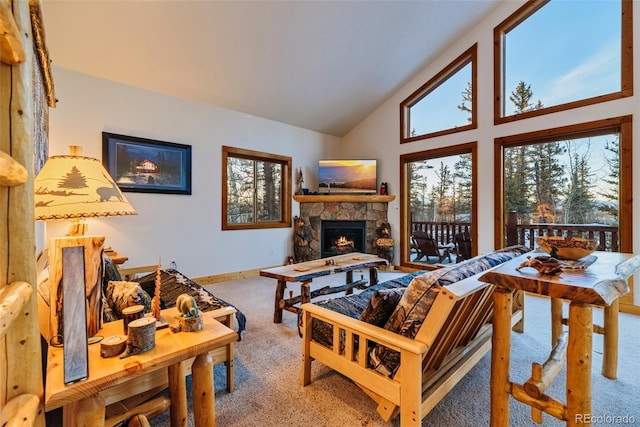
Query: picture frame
102 132 192 195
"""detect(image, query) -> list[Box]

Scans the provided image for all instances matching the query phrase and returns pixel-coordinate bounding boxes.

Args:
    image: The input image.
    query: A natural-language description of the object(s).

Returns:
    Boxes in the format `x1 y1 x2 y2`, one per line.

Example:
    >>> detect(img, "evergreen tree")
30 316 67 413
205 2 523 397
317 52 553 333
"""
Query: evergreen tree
529 141 566 222
58 166 87 189
409 160 433 222
564 148 595 224
434 162 453 222
457 81 473 123
452 153 472 221
597 137 619 222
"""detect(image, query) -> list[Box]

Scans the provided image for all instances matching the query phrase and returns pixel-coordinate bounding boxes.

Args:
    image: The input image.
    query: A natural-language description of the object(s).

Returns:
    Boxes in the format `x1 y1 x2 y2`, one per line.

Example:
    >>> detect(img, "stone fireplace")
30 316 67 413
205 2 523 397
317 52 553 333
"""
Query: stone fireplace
295 195 394 260
321 220 366 257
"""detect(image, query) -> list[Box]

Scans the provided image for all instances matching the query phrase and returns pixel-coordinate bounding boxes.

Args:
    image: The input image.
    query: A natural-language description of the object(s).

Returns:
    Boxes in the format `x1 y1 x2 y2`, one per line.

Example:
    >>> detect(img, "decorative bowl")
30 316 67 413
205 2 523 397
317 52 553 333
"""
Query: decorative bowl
536 236 598 260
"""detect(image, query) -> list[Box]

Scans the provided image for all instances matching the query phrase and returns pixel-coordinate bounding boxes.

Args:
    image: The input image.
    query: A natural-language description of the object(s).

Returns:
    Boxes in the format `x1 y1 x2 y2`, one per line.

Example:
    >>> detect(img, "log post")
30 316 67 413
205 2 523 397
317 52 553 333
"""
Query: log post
566 302 592 427
601 300 618 379
274 279 286 323
192 353 216 427
168 362 188 427
491 288 512 427
65 394 106 427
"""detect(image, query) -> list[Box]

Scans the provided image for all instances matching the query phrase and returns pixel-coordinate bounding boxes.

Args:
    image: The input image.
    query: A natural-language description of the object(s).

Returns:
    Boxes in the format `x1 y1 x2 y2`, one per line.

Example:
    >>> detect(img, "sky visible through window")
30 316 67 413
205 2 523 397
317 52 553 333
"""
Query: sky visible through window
412 0 621 216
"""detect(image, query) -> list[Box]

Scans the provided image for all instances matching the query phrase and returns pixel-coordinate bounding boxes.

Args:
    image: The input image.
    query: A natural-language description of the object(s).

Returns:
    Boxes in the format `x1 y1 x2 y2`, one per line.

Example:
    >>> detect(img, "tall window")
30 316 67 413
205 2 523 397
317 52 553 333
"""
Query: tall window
494 0 632 123
222 146 291 230
494 116 632 253
401 44 477 143
400 143 477 267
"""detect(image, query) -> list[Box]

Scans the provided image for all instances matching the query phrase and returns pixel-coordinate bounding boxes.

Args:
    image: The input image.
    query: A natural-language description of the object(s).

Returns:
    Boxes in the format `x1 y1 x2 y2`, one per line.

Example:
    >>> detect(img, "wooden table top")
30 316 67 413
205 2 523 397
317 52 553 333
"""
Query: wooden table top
259 252 388 282
45 307 237 411
479 251 640 306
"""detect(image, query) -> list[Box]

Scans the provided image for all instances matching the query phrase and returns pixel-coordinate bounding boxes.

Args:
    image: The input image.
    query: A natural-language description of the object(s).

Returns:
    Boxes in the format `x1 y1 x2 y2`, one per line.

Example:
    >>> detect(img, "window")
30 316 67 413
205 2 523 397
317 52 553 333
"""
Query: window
494 0 632 124
401 44 477 143
400 142 477 268
494 116 632 253
222 146 291 230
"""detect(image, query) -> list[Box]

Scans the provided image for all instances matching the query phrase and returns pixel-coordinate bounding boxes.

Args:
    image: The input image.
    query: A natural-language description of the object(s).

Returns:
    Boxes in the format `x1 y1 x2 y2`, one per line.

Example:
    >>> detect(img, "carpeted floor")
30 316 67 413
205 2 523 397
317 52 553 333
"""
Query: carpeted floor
145 270 639 426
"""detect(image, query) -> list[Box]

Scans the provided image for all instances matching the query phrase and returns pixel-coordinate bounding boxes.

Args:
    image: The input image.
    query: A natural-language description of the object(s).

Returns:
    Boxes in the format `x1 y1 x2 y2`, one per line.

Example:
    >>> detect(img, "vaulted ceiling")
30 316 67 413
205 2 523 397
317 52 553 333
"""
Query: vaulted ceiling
42 1 500 137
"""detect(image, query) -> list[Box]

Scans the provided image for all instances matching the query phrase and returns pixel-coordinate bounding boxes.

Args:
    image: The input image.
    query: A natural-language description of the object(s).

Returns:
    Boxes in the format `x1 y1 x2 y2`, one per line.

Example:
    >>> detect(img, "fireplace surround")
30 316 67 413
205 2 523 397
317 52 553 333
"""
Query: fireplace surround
295 195 394 260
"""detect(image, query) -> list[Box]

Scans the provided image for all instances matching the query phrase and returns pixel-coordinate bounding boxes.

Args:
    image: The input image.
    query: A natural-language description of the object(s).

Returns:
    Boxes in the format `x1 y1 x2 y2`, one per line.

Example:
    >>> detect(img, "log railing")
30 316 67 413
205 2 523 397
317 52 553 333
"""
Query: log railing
504 212 619 252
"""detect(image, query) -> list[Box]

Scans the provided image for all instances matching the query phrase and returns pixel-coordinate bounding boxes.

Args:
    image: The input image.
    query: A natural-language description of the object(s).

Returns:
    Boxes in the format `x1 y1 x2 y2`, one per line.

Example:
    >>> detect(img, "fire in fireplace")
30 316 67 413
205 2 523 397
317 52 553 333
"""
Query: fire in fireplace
321 220 366 258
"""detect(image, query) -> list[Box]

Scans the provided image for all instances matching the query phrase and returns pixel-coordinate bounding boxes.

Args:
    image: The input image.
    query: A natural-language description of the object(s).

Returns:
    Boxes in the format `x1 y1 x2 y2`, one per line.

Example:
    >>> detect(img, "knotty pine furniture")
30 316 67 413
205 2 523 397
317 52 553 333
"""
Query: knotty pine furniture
479 251 640 426
301 247 529 426
45 307 237 427
260 252 388 323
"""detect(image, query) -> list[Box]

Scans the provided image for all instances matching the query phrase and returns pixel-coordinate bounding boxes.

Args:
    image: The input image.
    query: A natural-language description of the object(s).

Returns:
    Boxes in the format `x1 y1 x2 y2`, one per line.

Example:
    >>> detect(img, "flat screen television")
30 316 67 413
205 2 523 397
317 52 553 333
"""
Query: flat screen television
318 159 377 194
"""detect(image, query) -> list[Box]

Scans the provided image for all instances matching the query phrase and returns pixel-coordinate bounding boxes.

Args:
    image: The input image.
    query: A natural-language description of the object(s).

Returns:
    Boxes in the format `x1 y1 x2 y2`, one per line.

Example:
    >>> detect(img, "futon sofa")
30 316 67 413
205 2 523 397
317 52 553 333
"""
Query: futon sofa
301 245 530 426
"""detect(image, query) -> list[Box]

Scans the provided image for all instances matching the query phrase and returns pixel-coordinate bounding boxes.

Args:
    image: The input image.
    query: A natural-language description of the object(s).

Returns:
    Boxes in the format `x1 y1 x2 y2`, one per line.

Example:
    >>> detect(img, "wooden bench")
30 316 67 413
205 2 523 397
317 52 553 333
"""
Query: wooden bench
301 268 522 426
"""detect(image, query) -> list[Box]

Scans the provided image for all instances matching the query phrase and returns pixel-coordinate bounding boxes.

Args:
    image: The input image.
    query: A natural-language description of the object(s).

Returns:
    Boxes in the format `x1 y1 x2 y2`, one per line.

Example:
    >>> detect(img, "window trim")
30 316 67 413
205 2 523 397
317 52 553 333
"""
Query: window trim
493 0 633 125
222 145 292 230
493 115 633 252
400 44 477 143
400 142 478 269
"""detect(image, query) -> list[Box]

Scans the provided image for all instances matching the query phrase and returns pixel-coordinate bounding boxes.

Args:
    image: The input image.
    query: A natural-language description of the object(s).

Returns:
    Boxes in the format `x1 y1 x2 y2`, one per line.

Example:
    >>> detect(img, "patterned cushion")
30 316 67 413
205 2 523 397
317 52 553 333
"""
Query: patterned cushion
359 288 406 327
369 245 530 376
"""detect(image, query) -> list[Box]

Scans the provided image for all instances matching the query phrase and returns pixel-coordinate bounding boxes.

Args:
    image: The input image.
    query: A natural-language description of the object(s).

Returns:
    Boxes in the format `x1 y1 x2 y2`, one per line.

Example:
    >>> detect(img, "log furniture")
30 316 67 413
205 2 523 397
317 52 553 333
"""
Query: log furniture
45 307 237 427
260 252 388 323
301 246 530 426
1 1 55 425
478 251 640 426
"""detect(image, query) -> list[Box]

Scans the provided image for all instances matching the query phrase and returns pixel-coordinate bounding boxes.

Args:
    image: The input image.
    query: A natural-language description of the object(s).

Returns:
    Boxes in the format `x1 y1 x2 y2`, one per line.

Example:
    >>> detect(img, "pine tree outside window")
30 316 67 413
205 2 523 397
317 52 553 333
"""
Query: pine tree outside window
222 146 291 230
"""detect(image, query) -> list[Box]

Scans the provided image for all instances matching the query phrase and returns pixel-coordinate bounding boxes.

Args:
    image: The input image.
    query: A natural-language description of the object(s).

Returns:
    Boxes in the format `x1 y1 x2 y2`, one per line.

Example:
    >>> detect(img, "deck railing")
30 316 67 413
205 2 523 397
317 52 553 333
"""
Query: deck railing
504 211 619 252
411 213 618 252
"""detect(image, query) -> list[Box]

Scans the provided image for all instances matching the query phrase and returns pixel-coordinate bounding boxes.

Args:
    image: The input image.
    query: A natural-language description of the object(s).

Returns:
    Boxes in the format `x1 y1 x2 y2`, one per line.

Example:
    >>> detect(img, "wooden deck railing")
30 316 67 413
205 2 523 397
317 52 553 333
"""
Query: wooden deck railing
411 213 618 252
504 212 619 252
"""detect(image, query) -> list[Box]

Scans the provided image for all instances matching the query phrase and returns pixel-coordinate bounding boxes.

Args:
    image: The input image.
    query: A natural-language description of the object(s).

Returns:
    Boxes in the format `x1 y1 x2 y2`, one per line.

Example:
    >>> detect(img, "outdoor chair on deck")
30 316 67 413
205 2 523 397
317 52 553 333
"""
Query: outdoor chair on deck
411 231 451 263
454 231 472 263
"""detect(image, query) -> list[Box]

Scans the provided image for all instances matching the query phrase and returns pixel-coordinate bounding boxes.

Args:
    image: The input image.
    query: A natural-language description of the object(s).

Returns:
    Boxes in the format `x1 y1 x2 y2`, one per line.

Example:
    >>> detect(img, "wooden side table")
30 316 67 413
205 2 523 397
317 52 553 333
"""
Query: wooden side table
45 307 237 427
479 251 640 426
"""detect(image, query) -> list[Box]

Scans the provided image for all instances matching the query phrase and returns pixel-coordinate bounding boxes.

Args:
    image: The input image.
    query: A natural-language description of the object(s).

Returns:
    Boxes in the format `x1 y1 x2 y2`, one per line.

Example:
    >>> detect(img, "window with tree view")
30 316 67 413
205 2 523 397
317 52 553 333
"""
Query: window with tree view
222 146 291 230
401 143 477 265
495 0 631 123
497 116 632 254
401 45 476 142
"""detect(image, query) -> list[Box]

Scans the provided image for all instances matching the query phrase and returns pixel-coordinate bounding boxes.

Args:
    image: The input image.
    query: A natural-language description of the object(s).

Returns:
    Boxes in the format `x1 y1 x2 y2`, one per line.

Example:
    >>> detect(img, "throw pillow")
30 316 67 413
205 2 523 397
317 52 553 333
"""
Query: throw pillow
359 287 406 327
106 280 152 317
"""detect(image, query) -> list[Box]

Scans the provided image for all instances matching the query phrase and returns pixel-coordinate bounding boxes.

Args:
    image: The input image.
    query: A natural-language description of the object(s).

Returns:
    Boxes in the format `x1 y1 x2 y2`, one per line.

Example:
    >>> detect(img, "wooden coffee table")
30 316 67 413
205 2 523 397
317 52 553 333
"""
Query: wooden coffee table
45 307 237 427
260 252 388 323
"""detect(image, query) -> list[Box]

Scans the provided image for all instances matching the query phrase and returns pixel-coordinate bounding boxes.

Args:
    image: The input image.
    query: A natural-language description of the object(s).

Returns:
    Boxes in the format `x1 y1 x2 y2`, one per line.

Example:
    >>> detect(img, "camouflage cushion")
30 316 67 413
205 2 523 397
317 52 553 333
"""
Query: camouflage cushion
359 287 406 327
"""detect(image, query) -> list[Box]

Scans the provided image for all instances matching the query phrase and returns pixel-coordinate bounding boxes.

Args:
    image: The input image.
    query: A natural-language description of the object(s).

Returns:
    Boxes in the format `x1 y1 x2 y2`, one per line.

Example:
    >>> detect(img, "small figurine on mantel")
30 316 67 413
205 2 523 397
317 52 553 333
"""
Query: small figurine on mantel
295 167 304 195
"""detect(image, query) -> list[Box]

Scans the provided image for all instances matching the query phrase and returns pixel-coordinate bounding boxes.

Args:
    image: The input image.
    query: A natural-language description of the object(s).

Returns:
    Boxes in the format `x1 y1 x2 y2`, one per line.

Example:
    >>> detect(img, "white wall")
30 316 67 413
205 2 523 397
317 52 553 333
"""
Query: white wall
47 68 340 278
343 0 640 276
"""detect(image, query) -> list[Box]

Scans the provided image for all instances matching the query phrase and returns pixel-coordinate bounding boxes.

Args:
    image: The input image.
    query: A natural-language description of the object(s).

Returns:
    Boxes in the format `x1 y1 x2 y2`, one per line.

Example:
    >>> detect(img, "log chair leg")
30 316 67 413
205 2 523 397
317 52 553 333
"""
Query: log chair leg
512 290 525 333
491 288 512 427
192 353 216 427
566 302 592 427
602 299 619 379
168 363 188 427
274 279 286 323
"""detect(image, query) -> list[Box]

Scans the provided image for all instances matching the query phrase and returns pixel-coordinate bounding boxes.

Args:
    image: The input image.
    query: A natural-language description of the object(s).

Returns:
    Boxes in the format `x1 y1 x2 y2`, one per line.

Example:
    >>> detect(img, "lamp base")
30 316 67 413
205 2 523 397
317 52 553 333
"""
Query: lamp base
48 235 105 339
67 218 88 236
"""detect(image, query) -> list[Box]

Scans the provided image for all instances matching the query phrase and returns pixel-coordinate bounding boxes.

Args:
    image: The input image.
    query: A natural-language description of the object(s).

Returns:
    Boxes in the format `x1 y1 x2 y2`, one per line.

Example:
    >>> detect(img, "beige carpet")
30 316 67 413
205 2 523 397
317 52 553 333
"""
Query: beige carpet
144 270 639 426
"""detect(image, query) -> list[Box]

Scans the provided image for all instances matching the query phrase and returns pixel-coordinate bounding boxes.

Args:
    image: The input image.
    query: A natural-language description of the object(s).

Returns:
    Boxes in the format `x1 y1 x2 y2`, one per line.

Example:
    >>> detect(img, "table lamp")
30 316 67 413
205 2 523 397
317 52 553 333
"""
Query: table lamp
35 146 136 339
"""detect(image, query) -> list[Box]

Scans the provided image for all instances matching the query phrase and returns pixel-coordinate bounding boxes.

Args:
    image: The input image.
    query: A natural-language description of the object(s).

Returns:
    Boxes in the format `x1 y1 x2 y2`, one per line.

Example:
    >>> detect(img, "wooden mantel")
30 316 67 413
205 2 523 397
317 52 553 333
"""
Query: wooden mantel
293 195 395 203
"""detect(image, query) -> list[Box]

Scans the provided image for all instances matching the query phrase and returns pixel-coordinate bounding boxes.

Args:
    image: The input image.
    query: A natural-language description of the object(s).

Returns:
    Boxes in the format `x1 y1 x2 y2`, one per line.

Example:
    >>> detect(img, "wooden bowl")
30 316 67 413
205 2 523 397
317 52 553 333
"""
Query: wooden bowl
536 236 597 260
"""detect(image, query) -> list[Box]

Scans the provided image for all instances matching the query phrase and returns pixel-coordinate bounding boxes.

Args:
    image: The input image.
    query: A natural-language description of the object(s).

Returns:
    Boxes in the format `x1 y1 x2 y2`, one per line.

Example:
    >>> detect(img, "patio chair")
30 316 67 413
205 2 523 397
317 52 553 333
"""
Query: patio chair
454 231 472 263
411 231 451 263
